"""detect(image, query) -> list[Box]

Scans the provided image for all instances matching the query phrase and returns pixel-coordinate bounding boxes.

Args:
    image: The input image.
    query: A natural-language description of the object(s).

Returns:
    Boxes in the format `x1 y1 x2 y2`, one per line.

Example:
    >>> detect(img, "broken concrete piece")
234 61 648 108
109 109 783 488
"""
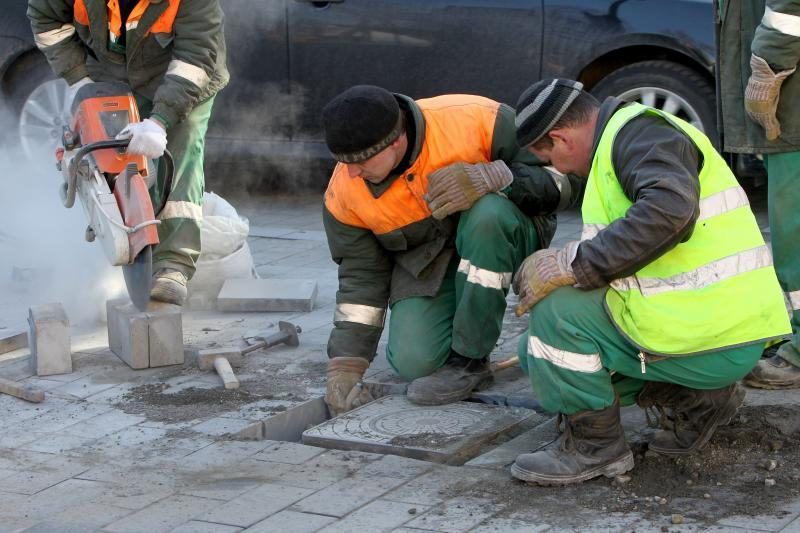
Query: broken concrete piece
216 279 317 312
107 299 184 369
0 376 45 403
28 303 72 376
0 328 28 355
302 394 535 465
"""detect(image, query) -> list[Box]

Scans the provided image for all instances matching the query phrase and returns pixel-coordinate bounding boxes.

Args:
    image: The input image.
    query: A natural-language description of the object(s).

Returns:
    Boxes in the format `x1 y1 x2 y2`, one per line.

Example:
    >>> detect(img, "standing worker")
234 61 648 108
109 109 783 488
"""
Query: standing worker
718 0 800 388
321 85 577 416
28 0 229 306
508 79 790 485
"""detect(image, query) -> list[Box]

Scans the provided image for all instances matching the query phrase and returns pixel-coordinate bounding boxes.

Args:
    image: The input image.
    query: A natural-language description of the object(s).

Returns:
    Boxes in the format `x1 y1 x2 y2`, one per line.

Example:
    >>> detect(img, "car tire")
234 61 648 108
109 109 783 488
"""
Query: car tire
591 60 718 146
2 51 69 159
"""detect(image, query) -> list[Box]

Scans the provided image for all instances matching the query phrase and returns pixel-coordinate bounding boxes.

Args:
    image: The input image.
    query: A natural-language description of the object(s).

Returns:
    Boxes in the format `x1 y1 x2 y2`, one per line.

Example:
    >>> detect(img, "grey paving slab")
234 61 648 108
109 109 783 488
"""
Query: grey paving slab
302 395 535 465
179 476 265 502
180 440 273 469
291 474 408 517
199 483 316 527
0 449 58 471
171 521 244 533
404 496 506 533
191 416 254 436
0 328 27 355
87 424 168 449
0 457 90 495
93 482 176 511
19 431 96 454
358 454 435 480
318 499 428 533
26 501 132 530
383 466 494 507
261 450 380 490
217 278 318 312
21 398 113 433
715 498 800 531
104 494 218 533
21 478 111 520
49 373 117 399
0 429 39 449
465 417 557 469
243 510 337 533
469 516 551 532
107 299 184 369
61 409 145 439
252 441 326 465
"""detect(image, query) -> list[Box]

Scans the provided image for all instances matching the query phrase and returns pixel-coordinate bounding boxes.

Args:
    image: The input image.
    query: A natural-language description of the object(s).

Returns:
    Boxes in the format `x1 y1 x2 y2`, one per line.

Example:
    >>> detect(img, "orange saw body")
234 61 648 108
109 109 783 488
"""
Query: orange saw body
57 82 170 310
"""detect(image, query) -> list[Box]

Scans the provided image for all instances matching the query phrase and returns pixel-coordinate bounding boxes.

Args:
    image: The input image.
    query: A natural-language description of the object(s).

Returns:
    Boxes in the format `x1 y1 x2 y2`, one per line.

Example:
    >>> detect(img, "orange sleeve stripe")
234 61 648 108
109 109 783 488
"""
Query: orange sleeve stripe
149 0 181 34
74 0 89 25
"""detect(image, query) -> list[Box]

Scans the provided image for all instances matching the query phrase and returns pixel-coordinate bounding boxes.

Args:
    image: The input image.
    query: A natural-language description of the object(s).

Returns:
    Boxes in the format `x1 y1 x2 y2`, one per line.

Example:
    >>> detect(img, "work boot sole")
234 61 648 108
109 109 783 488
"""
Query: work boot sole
407 374 494 406
742 376 800 390
649 384 745 456
510 451 635 486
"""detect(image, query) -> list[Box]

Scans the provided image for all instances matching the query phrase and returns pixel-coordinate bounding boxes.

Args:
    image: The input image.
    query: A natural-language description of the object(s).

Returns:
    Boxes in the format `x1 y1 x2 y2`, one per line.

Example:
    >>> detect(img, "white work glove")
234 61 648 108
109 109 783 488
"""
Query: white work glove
424 160 513 219
117 118 168 159
66 76 92 107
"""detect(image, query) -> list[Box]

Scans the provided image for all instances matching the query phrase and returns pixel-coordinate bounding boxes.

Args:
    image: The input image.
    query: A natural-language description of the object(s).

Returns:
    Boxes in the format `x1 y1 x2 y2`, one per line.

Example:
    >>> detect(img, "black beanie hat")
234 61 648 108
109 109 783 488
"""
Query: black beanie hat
322 85 404 163
515 79 584 148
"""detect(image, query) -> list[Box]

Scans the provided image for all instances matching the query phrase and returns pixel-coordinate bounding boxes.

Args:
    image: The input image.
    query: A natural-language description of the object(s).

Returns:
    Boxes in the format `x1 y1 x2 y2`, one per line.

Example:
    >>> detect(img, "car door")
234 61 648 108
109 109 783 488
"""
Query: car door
287 0 544 140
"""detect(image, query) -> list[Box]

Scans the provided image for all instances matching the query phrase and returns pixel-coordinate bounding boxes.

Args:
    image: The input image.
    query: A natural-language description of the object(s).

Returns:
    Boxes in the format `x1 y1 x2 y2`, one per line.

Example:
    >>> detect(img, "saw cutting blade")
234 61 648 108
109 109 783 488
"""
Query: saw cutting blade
123 244 153 311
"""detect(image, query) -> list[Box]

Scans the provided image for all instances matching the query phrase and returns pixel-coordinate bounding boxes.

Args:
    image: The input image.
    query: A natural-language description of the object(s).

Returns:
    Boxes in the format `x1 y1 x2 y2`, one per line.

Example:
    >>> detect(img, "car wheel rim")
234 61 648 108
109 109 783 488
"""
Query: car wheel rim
617 87 704 132
18 78 70 160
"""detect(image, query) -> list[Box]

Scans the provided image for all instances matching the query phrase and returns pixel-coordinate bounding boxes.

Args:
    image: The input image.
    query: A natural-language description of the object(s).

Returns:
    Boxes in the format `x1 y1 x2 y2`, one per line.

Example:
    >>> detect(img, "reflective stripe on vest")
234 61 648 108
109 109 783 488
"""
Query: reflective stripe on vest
527 336 602 373
582 102 790 355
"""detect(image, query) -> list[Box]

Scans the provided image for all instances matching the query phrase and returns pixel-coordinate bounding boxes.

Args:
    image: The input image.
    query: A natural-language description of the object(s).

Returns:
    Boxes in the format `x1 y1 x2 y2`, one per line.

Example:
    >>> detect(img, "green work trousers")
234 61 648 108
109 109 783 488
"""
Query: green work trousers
386 194 541 381
517 287 762 415
136 96 215 279
766 152 800 367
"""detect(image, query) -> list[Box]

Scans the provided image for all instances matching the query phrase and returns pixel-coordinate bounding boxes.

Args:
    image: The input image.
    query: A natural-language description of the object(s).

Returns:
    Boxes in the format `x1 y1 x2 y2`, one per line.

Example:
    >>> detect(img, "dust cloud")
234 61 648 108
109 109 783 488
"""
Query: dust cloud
0 127 125 327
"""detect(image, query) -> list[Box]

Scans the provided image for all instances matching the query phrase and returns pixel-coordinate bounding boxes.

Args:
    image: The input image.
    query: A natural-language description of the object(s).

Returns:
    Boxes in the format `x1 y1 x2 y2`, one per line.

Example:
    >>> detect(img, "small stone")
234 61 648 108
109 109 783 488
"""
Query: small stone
764 459 778 471
716 482 722 486
659 497 668 505
691 471 699 479
765 478 776 487
614 475 632 485
661 527 669 532
671 514 684 524
769 440 783 452
704 493 711 499
686 479 693 485
408 508 417 515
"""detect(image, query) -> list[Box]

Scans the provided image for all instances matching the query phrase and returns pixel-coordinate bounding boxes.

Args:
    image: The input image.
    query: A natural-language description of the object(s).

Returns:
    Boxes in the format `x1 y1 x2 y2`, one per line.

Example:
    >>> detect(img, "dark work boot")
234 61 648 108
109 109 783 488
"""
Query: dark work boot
510 399 634 485
406 354 493 405
636 382 745 456
743 355 800 389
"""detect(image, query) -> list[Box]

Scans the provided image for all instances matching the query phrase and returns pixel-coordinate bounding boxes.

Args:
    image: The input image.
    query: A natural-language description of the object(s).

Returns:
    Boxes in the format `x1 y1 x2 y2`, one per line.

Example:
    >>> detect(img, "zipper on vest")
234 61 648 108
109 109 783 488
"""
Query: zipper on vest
638 352 647 374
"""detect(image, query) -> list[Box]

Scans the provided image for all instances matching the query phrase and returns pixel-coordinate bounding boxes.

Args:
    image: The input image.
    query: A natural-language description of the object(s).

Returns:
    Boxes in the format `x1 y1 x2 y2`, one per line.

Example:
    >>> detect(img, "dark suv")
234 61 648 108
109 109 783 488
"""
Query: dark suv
1 0 718 188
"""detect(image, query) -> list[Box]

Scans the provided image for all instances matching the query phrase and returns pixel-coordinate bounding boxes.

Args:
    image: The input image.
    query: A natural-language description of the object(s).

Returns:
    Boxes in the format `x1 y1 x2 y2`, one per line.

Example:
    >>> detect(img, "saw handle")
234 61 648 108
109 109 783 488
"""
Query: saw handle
62 139 174 218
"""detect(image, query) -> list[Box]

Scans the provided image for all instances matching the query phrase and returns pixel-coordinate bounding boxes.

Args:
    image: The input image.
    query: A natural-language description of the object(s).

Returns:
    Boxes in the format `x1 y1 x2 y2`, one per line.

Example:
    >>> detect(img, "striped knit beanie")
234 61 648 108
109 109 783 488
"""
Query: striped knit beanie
515 79 584 148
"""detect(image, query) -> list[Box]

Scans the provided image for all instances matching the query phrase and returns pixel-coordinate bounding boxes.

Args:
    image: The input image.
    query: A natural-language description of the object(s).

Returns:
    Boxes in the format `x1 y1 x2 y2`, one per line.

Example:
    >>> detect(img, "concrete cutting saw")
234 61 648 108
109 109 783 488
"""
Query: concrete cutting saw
55 82 173 311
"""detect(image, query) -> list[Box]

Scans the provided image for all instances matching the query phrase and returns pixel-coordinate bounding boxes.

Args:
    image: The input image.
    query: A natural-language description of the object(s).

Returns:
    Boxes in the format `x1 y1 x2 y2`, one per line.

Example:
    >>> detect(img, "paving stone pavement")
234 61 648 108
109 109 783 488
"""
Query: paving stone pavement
1 189 799 532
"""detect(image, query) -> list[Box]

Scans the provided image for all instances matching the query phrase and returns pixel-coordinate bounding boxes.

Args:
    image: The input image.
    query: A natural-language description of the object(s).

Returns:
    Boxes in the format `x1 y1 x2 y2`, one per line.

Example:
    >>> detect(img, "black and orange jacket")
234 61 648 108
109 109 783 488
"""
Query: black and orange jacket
28 0 228 128
323 93 579 361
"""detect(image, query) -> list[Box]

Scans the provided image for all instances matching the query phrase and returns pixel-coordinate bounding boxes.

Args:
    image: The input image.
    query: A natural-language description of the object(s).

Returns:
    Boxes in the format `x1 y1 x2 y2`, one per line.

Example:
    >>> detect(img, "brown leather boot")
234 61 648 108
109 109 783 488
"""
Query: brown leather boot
407 354 493 406
636 382 745 456
510 399 634 485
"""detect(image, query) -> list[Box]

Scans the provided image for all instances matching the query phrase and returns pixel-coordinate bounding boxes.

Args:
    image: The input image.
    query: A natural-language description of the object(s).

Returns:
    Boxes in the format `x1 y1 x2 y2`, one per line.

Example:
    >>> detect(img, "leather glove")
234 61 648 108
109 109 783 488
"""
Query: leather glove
745 54 796 141
424 160 513 220
66 76 92 107
512 241 579 316
325 356 374 417
117 118 168 159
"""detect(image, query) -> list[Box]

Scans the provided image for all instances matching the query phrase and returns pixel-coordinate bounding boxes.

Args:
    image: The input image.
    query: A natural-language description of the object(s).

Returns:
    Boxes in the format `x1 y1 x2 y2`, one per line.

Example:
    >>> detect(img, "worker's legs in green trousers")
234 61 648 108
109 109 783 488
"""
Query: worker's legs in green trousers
766 152 800 367
516 287 762 415
137 96 215 280
387 194 540 381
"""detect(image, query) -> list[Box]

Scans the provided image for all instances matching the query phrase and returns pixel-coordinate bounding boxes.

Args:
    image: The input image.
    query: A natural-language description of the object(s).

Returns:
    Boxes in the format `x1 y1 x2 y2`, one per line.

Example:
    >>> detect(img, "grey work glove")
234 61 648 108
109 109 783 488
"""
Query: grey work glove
745 54 796 141
325 356 374 417
512 241 579 316
424 160 513 220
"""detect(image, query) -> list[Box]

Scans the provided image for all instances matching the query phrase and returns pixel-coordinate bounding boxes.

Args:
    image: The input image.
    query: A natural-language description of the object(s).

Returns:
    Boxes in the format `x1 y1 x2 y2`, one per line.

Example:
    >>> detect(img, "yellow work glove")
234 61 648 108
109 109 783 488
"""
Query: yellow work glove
745 54 797 141
512 241 579 316
325 356 374 417
424 160 513 220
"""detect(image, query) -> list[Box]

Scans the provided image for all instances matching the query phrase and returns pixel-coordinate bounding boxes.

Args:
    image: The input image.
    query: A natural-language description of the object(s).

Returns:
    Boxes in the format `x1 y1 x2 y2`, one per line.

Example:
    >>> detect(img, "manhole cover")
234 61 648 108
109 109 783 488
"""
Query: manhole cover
302 394 536 464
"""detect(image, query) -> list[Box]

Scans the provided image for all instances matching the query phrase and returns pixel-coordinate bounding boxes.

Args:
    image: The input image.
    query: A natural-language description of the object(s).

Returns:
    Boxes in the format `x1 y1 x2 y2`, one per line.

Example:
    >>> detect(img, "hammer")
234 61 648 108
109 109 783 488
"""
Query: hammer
194 349 244 390
241 321 302 355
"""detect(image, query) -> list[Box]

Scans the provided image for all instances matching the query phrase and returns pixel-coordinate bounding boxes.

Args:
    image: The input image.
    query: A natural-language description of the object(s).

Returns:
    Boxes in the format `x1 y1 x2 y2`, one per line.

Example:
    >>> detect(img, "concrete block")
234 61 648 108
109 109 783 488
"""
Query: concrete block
216 278 317 312
302 395 536 465
107 299 184 369
0 328 28 355
28 303 72 376
246 510 336 533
